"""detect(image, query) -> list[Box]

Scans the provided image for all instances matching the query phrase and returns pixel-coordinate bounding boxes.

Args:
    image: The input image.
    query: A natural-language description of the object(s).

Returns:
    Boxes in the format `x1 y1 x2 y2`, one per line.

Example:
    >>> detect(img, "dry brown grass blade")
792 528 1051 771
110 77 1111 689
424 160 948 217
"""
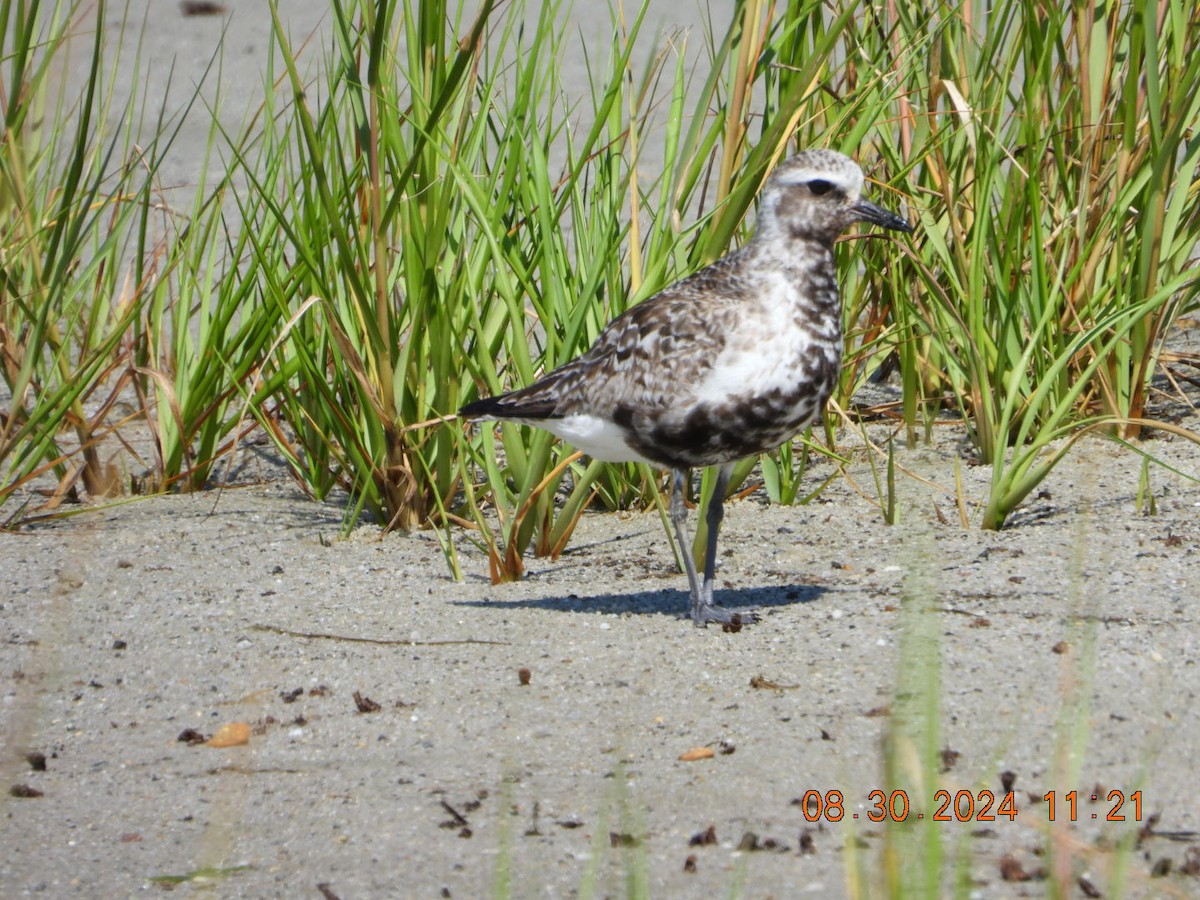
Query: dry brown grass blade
486 449 585 582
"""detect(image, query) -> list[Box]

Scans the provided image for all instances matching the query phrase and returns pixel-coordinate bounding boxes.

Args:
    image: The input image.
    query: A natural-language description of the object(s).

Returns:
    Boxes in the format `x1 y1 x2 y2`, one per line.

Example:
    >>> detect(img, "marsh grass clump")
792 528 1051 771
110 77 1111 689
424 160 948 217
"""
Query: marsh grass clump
2 0 1198 566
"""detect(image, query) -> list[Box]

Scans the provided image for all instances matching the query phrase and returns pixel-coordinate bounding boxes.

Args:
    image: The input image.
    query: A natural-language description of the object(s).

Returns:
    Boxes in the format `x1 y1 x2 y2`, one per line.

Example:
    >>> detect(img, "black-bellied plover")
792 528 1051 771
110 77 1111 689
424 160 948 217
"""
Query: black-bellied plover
461 149 912 627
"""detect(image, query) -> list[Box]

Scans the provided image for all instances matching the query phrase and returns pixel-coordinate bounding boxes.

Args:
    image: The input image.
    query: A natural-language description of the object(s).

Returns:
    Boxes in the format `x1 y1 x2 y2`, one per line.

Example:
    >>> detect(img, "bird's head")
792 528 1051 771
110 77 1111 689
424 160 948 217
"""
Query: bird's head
757 149 912 247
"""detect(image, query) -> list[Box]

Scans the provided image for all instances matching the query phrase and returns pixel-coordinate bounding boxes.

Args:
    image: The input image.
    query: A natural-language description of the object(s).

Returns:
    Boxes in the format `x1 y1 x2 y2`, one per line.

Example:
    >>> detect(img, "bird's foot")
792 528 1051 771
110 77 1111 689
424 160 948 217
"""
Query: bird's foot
691 601 760 631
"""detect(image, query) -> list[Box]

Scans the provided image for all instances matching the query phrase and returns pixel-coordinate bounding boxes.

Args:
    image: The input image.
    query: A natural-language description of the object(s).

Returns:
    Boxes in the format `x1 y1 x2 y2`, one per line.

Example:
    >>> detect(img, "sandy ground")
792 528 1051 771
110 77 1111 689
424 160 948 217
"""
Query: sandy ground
4 2 1200 898
3 430 1200 898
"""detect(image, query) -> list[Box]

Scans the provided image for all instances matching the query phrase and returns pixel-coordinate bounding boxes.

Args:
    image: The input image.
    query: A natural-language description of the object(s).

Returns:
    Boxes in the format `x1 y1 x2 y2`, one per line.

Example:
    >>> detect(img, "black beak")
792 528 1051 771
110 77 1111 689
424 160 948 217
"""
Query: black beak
853 198 913 234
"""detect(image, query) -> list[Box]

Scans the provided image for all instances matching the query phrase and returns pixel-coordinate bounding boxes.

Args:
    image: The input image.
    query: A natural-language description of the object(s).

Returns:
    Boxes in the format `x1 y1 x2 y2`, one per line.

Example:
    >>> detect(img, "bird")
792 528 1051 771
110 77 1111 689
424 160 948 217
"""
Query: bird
460 148 912 627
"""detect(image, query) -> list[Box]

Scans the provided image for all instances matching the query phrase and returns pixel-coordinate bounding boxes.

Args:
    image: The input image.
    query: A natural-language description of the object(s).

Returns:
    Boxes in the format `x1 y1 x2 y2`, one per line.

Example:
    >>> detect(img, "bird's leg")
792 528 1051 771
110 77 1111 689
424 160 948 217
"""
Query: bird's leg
699 463 731 607
669 469 703 608
691 463 760 628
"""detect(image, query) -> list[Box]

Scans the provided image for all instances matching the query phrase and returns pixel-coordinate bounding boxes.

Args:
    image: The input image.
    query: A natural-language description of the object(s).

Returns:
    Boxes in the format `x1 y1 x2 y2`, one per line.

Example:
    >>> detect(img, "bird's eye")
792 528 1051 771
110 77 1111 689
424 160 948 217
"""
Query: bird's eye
807 179 834 195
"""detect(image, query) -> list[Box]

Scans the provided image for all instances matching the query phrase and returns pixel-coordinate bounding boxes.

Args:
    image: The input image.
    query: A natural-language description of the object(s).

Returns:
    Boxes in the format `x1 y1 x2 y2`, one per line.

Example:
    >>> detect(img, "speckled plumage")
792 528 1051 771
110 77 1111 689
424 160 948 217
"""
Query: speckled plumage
461 149 912 627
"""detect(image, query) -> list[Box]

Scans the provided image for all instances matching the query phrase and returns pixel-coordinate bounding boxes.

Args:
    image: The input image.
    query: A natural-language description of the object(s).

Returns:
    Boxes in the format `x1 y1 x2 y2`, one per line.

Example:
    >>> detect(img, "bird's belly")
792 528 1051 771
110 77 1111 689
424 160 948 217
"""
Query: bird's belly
544 413 656 464
722 375 834 449
633 341 840 468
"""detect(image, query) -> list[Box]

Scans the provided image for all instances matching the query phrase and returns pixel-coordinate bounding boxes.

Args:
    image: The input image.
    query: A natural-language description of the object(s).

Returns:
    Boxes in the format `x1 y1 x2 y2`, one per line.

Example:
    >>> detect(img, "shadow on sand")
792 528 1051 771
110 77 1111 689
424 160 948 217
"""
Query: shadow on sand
450 582 826 620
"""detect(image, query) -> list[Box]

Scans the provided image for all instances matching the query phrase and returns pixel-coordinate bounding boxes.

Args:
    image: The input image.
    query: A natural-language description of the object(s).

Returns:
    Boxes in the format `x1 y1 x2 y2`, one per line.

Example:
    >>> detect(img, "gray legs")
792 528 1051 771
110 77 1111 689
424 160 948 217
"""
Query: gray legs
669 469 703 609
701 464 731 607
669 465 758 627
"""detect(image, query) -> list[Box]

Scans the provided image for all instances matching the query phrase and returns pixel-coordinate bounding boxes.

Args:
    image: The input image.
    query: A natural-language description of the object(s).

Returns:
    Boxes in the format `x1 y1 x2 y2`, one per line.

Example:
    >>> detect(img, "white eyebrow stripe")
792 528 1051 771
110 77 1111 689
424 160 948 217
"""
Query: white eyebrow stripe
774 167 860 192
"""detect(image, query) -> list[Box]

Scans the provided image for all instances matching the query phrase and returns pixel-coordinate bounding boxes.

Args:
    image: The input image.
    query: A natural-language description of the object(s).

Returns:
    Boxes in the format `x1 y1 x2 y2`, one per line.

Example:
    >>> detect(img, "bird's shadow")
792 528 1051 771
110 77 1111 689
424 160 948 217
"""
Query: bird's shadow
450 582 826 619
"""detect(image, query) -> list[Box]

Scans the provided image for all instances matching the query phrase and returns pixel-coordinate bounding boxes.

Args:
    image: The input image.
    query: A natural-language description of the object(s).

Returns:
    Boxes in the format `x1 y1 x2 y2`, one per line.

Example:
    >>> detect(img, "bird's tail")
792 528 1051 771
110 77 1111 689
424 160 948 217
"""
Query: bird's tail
458 384 563 422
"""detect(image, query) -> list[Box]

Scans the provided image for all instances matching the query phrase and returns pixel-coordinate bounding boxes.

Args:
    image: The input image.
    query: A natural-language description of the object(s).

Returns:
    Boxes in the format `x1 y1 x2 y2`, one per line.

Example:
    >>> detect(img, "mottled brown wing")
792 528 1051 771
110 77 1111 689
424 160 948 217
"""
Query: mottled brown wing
460 250 748 420
571 253 749 413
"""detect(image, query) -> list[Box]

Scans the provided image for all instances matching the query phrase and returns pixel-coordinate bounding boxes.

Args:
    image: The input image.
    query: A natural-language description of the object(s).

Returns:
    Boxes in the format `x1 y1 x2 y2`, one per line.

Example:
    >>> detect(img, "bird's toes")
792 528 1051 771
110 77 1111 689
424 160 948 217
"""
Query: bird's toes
691 604 761 631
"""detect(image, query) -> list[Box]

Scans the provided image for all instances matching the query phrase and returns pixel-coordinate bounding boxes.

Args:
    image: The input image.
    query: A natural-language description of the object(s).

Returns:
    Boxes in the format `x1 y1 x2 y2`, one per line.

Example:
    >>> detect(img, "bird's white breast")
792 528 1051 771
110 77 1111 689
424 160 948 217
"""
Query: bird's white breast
692 273 836 406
